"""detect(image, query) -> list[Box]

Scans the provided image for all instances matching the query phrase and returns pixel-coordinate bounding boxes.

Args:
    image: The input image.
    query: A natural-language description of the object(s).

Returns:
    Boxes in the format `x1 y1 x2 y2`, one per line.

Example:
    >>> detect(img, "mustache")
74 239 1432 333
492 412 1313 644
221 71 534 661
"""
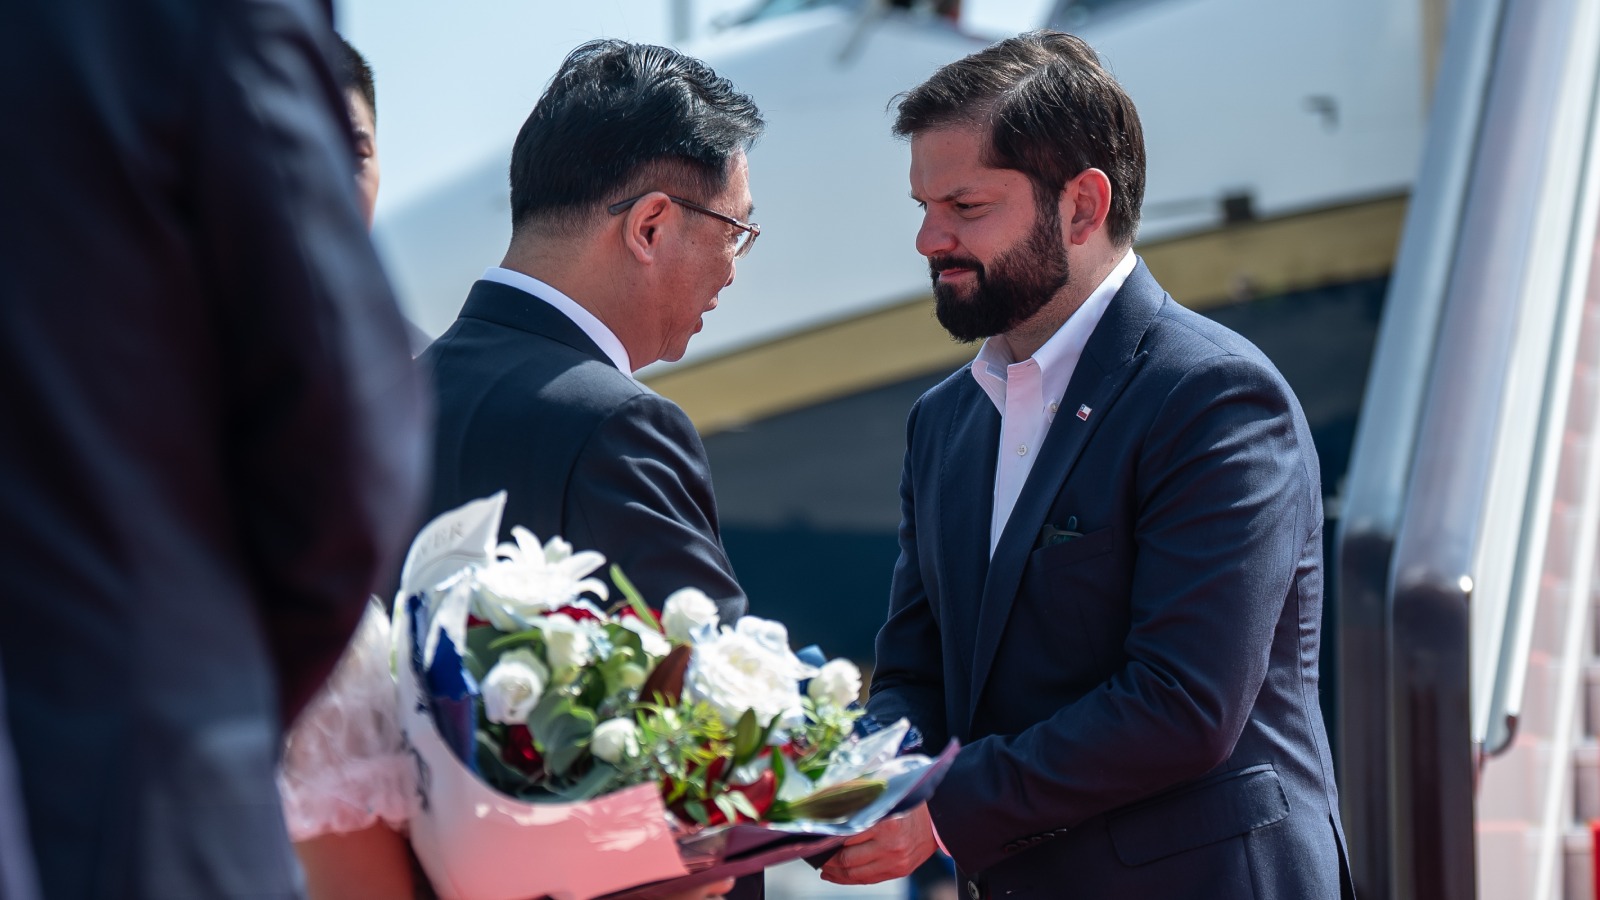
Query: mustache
928 254 983 280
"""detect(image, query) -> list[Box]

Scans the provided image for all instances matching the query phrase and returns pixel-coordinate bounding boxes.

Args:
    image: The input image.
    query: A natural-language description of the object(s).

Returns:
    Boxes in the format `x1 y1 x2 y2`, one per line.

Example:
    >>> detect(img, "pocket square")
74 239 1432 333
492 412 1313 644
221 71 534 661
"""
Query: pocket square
1040 516 1083 548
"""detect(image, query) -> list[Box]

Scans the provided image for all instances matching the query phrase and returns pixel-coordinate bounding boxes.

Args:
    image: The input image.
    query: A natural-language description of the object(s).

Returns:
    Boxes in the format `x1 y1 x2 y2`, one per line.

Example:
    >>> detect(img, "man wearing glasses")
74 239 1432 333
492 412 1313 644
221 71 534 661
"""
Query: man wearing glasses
420 38 759 634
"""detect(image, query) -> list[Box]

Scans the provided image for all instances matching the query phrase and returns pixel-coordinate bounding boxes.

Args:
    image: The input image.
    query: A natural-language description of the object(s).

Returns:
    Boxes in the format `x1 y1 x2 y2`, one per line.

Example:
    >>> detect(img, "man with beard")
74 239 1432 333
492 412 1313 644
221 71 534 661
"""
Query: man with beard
819 31 1353 899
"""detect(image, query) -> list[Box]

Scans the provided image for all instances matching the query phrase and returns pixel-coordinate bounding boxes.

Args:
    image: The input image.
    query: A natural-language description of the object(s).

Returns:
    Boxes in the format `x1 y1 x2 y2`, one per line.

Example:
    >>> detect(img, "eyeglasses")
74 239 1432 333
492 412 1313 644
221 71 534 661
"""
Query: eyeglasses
607 193 761 258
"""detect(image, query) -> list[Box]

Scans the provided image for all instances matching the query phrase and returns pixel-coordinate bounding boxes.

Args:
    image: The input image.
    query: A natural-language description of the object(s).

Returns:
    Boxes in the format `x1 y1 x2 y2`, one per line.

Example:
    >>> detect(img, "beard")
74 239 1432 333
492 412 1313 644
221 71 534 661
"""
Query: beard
930 202 1071 343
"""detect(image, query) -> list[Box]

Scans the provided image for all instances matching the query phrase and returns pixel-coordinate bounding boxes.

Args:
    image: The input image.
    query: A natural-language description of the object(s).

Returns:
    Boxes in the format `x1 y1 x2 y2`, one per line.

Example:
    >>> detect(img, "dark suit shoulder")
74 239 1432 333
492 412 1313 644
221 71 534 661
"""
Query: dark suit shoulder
909 360 982 422
1145 298 1282 376
426 316 653 427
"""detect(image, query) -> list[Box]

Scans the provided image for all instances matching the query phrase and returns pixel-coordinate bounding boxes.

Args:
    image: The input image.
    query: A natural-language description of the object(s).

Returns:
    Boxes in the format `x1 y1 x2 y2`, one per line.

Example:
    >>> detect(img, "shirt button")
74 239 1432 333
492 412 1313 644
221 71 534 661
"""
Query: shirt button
1016 444 1028 456
1048 402 1059 414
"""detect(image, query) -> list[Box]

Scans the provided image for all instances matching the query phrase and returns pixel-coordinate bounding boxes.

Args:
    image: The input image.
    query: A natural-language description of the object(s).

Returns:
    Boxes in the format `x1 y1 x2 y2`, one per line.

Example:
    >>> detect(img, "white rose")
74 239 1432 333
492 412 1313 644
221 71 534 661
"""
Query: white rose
590 718 641 765
733 616 792 655
540 615 595 672
661 588 720 643
481 650 549 725
807 659 863 709
686 625 817 728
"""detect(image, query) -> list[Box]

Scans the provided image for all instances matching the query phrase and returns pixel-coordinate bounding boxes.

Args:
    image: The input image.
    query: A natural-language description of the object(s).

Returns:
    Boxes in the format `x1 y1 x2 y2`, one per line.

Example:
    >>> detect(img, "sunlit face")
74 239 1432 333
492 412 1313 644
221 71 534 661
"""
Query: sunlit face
654 151 752 364
910 128 1070 342
346 89 380 228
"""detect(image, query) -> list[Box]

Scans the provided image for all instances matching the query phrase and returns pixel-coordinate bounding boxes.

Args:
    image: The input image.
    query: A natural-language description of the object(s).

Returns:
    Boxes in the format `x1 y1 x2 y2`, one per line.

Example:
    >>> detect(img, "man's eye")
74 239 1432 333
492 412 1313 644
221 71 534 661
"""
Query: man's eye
954 202 977 212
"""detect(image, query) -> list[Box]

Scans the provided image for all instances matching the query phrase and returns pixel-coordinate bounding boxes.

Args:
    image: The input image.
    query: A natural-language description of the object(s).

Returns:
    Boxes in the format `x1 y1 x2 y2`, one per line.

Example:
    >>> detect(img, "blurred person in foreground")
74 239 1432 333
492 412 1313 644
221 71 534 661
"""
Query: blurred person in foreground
0 0 429 898
419 37 760 899
277 36 421 900
0 658 38 900
821 31 1353 899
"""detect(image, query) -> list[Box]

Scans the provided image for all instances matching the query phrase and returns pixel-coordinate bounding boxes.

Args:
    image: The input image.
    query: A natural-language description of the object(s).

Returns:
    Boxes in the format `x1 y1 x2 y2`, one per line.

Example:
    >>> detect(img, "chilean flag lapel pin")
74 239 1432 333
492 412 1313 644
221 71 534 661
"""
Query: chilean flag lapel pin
1076 404 1092 421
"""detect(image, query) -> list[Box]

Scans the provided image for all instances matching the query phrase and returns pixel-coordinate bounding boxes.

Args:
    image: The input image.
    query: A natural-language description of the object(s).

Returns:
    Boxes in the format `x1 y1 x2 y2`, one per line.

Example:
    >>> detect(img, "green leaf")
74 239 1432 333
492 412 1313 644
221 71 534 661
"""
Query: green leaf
527 692 598 778
547 761 626 801
682 799 710 825
731 709 763 765
546 717 598 777
770 749 789 792
526 691 574 740
487 629 544 652
609 565 663 632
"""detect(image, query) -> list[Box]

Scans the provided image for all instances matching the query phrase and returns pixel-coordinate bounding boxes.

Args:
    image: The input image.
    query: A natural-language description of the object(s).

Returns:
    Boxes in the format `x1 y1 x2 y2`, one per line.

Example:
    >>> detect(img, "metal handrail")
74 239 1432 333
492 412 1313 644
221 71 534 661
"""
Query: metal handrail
1334 0 1506 896
1386 1 1600 898
1479 0 1600 760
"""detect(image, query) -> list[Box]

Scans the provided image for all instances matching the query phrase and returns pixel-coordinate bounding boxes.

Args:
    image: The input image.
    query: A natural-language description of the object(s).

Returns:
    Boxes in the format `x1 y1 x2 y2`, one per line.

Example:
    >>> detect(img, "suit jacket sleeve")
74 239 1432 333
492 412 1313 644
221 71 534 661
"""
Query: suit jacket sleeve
866 398 950 750
928 354 1315 873
198 1 430 722
564 393 747 623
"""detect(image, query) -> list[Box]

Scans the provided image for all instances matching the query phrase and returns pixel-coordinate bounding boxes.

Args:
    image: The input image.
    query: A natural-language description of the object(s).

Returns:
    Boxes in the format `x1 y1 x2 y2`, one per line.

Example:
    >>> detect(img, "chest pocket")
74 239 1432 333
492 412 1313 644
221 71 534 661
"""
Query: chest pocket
1018 526 1131 677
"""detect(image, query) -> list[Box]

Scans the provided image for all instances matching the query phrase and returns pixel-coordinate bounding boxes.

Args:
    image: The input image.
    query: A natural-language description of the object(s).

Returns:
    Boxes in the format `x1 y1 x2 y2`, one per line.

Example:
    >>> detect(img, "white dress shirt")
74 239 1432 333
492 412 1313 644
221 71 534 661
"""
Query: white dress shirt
972 249 1136 555
480 266 633 374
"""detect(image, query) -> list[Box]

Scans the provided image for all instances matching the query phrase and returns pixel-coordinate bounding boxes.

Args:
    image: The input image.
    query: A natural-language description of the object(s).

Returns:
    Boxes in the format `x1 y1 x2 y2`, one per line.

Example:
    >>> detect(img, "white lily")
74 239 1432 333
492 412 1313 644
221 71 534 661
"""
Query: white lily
474 528 610 628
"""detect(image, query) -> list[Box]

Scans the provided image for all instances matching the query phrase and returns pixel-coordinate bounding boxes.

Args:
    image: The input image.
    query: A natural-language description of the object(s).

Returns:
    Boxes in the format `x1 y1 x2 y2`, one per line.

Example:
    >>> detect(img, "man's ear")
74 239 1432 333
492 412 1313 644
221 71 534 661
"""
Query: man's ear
1060 168 1112 246
621 192 675 264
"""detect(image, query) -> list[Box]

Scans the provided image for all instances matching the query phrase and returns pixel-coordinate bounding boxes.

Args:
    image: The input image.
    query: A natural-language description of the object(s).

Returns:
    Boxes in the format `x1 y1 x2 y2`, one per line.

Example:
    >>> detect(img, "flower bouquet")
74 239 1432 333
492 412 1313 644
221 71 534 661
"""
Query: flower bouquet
395 493 954 900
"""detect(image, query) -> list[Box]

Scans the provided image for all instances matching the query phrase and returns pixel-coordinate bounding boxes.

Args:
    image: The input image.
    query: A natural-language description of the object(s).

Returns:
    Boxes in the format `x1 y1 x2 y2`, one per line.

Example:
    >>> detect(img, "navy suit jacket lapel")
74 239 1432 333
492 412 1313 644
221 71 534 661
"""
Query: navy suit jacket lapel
458 279 616 368
966 260 1166 726
938 377 1000 682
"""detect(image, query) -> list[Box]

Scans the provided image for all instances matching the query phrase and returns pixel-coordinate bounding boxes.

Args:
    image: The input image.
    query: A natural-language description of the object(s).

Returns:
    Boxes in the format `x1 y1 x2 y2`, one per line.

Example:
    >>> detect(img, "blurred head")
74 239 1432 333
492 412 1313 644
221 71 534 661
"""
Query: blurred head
336 34 380 227
894 31 1144 342
508 40 765 366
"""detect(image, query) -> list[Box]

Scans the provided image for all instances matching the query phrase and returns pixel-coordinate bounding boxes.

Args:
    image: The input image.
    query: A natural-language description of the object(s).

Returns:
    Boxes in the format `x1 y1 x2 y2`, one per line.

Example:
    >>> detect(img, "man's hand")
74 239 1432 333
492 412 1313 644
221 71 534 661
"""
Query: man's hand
819 803 938 885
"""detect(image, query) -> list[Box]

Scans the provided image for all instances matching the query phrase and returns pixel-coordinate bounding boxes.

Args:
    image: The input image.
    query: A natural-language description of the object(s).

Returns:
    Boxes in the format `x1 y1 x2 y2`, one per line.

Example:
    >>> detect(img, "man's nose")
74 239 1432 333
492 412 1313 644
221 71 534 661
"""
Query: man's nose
915 215 954 259
724 262 736 289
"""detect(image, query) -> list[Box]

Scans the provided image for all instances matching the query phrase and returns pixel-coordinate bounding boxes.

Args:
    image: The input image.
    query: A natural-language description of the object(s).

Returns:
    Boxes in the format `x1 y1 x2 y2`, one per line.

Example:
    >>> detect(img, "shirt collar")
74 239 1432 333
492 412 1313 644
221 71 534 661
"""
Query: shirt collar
970 248 1137 412
480 266 633 373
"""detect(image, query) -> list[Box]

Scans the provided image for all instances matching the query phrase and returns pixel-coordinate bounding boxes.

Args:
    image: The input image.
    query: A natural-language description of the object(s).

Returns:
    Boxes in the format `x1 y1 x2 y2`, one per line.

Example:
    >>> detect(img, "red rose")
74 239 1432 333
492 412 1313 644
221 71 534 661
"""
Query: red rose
501 724 544 777
550 604 601 623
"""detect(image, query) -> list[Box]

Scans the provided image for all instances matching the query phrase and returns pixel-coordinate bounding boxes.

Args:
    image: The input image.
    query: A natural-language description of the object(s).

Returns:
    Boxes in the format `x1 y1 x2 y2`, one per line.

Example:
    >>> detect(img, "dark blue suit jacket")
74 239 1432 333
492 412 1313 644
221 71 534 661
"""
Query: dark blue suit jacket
867 260 1351 899
421 280 747 628
0 1 428 897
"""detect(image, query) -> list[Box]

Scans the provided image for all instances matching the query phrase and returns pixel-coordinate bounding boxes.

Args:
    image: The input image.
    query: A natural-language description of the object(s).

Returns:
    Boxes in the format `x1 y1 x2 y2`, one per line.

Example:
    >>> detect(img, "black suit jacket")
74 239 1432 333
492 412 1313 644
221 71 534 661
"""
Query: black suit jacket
421 280 747 623
0 1 428 897
868 260 1351 899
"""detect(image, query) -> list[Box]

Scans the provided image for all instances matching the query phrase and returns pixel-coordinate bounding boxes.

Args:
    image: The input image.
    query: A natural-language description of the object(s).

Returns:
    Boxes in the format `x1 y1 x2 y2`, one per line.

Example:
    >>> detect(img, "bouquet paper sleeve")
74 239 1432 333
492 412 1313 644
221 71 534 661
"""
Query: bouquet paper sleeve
394 496 689 900
398 625 688 900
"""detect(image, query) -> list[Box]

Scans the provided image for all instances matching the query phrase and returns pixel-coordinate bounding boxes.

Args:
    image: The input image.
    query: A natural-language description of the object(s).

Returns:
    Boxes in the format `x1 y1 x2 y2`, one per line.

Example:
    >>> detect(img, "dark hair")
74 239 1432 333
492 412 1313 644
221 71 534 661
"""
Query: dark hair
509 40 764 233
336 34 376 121
893 31 1145 246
